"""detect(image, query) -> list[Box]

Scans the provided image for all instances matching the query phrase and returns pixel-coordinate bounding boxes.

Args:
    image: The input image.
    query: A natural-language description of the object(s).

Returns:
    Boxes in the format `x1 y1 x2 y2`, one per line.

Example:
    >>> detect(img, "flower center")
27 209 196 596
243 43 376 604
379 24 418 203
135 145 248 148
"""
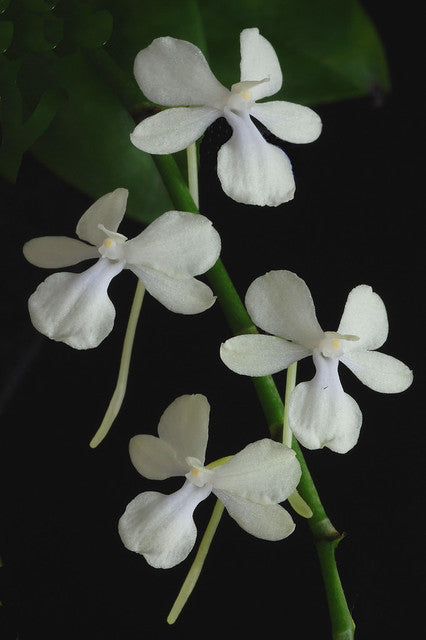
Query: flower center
97 223 127 261
227 78 269 113
319 331 359 358
185 456 213 488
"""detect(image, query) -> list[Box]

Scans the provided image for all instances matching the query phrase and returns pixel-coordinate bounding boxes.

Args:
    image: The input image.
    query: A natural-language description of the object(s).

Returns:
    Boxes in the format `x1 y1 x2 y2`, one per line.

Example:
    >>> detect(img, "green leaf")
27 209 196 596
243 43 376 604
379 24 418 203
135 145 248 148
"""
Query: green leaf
101 0 389 106
102 0 207 79
0 0 390 225
198 0 390 105
28 51 172 224
0 20 13 52
0 55 65 180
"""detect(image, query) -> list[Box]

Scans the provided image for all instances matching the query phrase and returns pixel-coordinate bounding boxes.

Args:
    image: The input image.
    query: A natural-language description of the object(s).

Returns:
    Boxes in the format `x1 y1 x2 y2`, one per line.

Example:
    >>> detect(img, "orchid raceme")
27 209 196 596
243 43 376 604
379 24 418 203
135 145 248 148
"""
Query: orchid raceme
131 28 322 207
220 270 413 453
118 394 301 569
23 188 221 349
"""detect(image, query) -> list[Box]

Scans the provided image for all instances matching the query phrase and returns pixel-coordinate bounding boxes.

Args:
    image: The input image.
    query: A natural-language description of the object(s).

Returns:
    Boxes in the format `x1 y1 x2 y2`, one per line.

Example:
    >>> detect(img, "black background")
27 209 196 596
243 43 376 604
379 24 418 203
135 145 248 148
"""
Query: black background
0 3 424 639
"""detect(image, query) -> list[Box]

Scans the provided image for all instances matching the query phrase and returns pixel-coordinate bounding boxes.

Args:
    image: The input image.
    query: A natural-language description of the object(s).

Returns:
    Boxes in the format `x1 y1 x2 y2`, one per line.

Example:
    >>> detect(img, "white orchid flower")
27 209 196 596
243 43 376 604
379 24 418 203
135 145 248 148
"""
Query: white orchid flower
23 188 221 350
220 270 413 453
131 28 322 207
118 394 301 569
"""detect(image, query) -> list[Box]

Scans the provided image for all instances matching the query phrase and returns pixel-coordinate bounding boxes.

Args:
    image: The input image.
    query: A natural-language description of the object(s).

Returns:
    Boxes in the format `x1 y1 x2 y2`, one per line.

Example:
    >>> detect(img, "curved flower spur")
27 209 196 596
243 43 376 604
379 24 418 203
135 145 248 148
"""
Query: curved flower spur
23 188 221 349
119 394 301 569
131 28 322 207
220 270 413 453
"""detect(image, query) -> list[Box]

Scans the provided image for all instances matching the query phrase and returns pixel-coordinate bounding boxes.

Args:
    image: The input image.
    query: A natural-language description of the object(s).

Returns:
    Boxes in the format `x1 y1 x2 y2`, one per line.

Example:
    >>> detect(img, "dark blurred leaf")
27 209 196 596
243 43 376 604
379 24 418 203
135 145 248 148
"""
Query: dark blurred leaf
197 0 390 104
29 51 171 223
1 0 390 224
0 56 65 180
0 20 13 52
53 1 113 54
102 0 389 106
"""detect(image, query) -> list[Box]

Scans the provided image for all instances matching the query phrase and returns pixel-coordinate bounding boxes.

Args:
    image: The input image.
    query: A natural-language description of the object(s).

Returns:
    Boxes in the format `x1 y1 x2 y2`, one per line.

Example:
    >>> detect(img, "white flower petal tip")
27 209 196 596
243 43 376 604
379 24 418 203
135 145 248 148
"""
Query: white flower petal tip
132 30 321 206
221 270 413 453
119 396 301 567
25 196 221 347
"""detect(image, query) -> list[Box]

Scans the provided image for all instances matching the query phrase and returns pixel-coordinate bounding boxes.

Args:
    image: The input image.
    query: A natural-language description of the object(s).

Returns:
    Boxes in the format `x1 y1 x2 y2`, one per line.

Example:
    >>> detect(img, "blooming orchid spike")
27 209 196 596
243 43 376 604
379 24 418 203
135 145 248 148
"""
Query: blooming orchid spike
118 394 301 569
220 270 413 453
23 189 221 349
131 28 322 207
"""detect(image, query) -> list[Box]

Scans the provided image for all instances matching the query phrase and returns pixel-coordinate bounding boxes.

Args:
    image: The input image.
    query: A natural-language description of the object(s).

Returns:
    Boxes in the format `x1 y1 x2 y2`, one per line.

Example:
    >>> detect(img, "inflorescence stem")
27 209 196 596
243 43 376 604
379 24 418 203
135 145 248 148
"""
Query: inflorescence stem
152 152 355 639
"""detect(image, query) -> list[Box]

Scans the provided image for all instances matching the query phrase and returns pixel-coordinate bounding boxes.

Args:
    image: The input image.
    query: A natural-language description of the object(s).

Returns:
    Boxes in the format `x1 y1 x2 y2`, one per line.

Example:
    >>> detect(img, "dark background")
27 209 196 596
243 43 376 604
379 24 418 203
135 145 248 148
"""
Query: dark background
0 3 423 639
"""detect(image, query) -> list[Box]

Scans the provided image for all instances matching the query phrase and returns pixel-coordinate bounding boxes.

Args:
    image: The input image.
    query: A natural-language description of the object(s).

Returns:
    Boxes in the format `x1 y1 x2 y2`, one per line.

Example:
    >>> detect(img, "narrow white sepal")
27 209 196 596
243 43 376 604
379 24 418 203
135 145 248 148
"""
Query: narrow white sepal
338 284 389 352
130 107 220 155
239 28 282 99
23 236 98 268
76 188 128 247
220 334 310 376
340 350 413 393
251 101 322 144
129 434 189 480
157 394 210 466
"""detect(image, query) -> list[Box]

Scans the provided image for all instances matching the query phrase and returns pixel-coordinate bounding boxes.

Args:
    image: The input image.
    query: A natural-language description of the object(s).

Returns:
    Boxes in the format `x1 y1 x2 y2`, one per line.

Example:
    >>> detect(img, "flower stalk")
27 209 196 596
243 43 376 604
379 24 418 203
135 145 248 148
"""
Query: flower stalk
167 499 225 625
152 151 355 639
90 281 146 448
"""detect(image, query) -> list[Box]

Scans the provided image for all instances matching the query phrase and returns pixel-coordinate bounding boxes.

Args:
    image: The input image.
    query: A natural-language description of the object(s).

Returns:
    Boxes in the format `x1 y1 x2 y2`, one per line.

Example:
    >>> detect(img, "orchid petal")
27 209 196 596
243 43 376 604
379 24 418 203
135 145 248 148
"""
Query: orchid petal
130 106 220 154
251 101 322 143
245 270 323 348
28 258 123 349
220 334 310 376
239 28 282 100
289 352 362 453
76 188 128 247
129 264 216 314
157 394 210 466
338 284 388 351
213 439 301 505
133 36 229 107
118 482 211 569
215 490 295 541
218 110 295 206
129 435 188 480
124 211 221 278
23 236 98 268
341 350 413 393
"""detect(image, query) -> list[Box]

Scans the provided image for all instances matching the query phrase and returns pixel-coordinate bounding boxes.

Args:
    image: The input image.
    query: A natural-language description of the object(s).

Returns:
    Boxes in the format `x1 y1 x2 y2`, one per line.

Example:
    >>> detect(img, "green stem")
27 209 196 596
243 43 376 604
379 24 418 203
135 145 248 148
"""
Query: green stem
152 152 354 639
